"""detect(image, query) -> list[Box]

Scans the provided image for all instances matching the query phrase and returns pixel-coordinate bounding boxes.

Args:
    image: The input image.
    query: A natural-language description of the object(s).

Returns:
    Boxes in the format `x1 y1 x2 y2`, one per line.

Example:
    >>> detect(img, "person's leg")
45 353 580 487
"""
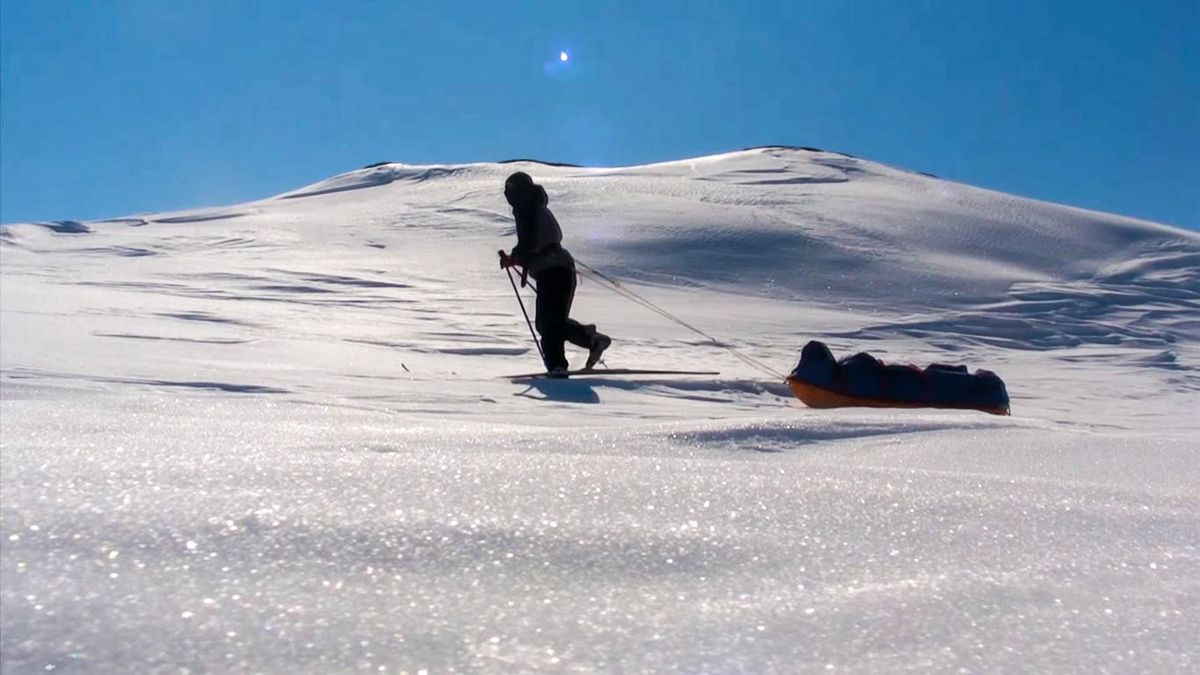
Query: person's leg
559 276 596 349
534 267 572 371
554 271 611 367
564 321 594 349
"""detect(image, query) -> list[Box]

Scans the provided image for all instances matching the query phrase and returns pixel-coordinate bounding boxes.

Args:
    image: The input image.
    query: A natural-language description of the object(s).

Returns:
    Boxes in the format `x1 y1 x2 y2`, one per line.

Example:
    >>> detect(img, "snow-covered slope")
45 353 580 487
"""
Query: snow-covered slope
2 147 1198 672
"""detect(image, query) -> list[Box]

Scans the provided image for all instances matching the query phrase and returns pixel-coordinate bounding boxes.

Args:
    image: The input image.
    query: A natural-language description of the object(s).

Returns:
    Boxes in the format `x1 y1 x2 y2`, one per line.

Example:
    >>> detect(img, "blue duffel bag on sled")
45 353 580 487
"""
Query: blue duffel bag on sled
787 341 1010 416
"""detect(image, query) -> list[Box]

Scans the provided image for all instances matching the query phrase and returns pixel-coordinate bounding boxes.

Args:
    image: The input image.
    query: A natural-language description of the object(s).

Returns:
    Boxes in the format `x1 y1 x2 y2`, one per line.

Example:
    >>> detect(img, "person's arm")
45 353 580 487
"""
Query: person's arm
508 209 536 266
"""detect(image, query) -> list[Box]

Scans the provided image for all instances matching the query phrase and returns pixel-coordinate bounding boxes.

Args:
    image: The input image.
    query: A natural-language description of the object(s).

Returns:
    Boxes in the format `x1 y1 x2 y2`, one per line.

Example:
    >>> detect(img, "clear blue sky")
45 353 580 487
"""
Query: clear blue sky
2 0 1197 227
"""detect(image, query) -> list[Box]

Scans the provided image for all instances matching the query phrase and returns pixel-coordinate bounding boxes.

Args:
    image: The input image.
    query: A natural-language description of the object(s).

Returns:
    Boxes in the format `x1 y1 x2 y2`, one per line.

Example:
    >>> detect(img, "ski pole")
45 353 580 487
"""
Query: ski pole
505 267 545 364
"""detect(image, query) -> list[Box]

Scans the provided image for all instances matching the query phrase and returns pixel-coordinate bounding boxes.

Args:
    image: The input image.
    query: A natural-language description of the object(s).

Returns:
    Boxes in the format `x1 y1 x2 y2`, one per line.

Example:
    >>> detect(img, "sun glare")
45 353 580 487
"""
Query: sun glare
560 51 569 62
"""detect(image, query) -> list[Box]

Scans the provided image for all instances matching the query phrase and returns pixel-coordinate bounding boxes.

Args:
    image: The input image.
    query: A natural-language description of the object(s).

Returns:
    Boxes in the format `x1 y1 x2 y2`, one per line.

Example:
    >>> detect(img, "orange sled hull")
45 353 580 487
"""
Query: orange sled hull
787 378 1010 416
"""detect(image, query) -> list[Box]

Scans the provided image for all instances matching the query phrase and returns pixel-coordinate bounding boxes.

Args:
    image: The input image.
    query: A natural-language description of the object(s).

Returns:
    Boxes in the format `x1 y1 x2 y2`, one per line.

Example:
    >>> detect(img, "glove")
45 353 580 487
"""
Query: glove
498 250 517 269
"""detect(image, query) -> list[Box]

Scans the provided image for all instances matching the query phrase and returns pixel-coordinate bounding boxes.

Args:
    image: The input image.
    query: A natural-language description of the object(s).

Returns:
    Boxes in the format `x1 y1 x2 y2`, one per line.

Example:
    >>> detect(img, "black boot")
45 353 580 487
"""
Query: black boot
585 333 611 370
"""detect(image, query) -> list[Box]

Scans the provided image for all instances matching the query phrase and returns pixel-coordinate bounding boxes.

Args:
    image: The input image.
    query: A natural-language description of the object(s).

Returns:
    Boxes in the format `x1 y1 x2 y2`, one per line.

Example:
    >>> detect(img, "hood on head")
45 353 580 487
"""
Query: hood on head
505 178 548 210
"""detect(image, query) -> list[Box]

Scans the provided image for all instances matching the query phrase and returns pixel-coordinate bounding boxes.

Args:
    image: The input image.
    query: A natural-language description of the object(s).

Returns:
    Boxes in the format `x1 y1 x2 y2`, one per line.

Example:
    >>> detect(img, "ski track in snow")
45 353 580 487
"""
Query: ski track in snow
1 147 1198 672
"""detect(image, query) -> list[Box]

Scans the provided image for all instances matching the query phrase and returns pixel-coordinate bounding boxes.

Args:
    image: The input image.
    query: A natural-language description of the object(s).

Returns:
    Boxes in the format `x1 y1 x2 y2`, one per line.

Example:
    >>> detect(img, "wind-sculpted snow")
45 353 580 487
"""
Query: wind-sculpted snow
2 147 1198 671
33 220 92 234
278 164 469 200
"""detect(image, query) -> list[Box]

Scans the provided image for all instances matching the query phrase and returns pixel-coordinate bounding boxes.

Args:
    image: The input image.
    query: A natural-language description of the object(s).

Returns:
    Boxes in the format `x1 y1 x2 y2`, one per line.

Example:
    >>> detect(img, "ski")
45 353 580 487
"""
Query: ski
506 367 720 380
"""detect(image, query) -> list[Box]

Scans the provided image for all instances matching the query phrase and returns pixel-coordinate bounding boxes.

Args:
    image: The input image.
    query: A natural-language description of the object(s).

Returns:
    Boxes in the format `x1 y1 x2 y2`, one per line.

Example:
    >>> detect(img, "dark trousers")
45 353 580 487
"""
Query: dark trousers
535 266 595 371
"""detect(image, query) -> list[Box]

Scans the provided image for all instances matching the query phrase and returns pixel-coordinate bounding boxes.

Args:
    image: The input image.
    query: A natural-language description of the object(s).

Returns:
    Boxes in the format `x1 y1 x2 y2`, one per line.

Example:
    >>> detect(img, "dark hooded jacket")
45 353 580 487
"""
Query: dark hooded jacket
507 182 573 279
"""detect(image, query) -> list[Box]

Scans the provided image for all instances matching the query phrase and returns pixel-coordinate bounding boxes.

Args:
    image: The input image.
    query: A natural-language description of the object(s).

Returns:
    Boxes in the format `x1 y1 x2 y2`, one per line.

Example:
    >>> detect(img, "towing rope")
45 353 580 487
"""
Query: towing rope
574 259 787 381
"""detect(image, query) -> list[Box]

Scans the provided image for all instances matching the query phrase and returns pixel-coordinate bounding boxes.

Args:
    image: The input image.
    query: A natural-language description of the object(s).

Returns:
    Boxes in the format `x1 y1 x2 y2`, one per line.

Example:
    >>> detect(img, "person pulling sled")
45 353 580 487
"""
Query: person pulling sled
498 171 611 377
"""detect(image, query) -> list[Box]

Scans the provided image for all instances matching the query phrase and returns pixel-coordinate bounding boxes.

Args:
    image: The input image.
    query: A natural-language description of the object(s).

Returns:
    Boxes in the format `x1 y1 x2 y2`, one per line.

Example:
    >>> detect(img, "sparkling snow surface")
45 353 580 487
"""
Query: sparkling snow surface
2 148 1198 672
